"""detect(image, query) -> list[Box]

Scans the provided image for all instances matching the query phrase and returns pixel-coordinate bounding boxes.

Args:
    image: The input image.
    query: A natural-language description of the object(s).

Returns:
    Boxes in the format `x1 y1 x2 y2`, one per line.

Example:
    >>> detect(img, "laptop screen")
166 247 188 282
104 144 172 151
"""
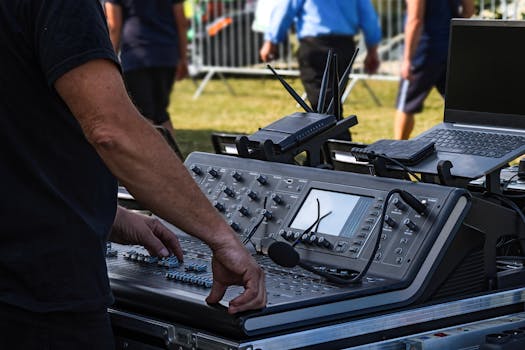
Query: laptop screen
445 20 525 128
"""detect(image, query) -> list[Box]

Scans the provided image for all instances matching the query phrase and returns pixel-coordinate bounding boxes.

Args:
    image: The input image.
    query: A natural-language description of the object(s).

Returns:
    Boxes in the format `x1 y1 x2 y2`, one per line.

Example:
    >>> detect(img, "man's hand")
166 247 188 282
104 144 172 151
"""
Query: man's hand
364 46 380 74
110 206 183 260
205 237 266 314
260 41 278 62
175 59 189 81
401 58 413 81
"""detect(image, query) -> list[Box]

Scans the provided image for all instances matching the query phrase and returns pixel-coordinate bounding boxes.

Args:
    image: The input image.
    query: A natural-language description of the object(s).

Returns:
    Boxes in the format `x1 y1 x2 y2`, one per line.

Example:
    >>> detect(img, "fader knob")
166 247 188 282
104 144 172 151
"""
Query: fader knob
308 235 318 245
190 165 202 175
208 168 219 178
231 171 243 182
271 193 283 205
403 218 418 232
256 175 268 185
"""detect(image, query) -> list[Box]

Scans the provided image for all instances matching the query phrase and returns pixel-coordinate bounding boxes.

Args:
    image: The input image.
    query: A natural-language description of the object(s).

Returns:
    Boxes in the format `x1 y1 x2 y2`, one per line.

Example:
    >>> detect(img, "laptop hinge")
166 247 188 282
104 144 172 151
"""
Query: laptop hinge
453 123 525 134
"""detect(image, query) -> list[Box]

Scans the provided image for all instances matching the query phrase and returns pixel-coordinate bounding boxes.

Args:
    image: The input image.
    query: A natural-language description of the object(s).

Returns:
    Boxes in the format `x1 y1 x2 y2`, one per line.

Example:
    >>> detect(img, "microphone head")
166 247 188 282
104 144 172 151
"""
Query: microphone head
267 241 300 268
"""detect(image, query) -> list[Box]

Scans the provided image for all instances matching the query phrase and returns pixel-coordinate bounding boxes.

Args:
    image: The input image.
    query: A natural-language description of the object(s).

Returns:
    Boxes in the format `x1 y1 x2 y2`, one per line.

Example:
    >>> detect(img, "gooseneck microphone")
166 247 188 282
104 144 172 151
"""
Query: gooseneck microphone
267 241 300 268
267 241 360 284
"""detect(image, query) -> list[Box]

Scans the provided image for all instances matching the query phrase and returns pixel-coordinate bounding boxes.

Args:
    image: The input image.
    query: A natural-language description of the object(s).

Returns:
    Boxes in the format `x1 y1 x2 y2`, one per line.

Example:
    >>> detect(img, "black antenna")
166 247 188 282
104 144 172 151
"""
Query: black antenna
266 64 313 113
326 48 359 115
330 53 341 120
317 49 333 113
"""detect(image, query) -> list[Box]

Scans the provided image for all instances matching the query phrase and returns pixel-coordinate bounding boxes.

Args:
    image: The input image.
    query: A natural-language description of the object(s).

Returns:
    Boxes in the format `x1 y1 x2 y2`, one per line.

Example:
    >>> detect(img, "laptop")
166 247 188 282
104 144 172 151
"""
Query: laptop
408 19 525 179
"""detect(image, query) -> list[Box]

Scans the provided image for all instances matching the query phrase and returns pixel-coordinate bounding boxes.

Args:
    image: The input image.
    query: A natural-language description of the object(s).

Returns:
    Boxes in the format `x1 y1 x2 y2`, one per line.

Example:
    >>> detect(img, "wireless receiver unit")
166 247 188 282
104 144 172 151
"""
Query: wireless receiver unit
247 112 337 153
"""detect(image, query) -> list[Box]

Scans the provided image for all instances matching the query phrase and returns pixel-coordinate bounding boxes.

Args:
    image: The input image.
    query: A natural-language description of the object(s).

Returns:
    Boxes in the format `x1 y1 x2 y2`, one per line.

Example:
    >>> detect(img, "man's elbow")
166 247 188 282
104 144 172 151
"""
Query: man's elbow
82 116 122 151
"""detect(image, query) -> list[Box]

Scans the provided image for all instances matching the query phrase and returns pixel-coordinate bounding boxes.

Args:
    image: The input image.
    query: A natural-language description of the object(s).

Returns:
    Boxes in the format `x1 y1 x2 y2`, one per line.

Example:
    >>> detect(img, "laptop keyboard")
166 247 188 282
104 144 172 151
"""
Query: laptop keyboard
420 129 525 158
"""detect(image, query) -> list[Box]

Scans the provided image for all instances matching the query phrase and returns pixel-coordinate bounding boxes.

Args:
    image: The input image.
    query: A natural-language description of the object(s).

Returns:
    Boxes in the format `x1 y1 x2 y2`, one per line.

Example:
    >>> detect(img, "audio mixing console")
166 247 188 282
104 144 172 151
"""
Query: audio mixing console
107 152 473 338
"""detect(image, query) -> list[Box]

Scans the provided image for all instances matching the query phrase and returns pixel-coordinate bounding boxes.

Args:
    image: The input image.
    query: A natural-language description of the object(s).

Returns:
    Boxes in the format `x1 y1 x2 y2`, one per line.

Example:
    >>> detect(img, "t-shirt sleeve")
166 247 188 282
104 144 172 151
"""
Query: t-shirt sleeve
34 0 121 86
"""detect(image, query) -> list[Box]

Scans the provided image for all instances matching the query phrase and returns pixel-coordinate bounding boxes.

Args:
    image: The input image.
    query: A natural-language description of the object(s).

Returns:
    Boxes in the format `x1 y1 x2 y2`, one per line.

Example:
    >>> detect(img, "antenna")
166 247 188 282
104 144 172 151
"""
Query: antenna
317 49 333 114
266 64 314 113
326 48 359 116
330 53 341 120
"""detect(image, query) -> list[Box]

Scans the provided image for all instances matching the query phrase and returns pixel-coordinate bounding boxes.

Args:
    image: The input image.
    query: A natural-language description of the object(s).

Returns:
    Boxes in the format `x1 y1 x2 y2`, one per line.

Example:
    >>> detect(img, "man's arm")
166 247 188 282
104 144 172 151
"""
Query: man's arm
54 59 266 314
173 2 189 80
461 0 475 18
402 0 426 80
104 2 123 53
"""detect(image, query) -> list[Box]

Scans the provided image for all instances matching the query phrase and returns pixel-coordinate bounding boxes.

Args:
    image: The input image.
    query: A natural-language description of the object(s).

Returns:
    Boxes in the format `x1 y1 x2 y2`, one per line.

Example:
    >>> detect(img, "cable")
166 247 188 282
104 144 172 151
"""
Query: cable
243 196 268 246
502 173 519 192
291 198 332 247
350 147 422 182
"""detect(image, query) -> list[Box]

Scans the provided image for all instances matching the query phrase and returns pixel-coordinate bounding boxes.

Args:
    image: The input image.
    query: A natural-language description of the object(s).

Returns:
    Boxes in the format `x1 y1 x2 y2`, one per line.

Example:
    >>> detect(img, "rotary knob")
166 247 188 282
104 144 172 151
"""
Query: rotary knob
256 175 268 185
247 191 258 201
223 187 235 198
231 171 243 182
237 206 250 217
271 193 283 205
261 209 273 220
384 215 397 228
190 165 202 175
392 197 406 211
403 218 418 232
208 168 219 178
213 202 225 212
230 221 240 232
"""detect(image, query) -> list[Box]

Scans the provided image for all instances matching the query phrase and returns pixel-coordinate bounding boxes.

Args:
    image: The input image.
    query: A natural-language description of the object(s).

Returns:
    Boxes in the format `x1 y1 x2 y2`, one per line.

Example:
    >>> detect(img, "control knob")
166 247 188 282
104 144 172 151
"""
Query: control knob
213 201 225 212
190 165 202 176
237 206 250 216
231 171 243 182
230 221 240 232
261 209 273 220
208 168 220 178
384 215 397 228
223 187 235 198
256 175 268 185
271 193 283 205
403 218 418 232
247 191 258 201
392 197 406 211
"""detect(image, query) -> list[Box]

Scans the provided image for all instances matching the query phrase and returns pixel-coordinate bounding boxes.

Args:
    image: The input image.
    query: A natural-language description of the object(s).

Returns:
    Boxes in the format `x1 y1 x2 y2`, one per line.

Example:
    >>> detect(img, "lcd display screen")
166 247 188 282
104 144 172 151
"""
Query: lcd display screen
290 189 373 238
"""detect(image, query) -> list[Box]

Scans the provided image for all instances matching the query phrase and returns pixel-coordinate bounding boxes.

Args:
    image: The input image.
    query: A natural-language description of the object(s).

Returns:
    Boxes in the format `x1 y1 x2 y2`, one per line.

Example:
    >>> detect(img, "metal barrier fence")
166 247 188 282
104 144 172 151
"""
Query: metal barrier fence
187 0 525 99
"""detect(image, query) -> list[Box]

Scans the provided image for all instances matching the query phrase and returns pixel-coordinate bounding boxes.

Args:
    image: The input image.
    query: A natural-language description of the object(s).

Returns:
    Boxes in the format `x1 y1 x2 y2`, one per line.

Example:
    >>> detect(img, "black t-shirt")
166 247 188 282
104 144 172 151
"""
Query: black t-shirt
0 0 119 312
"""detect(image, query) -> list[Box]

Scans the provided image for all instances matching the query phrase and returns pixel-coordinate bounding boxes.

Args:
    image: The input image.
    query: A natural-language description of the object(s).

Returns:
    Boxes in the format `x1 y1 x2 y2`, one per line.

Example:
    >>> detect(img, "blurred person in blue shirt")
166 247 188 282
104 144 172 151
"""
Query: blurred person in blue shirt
260 0 382 136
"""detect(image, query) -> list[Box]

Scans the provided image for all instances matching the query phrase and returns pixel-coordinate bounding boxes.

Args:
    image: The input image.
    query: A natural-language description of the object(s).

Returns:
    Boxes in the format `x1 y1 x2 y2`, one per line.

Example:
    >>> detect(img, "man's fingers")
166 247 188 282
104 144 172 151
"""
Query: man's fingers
206 280 227 305
148 219 184 261
141 231 170 257
227 269 266 314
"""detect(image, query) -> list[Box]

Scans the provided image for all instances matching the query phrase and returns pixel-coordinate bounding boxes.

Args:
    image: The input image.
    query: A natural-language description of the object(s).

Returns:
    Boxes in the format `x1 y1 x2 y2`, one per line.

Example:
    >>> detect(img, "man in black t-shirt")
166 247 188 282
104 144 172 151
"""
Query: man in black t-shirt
0 1 265 349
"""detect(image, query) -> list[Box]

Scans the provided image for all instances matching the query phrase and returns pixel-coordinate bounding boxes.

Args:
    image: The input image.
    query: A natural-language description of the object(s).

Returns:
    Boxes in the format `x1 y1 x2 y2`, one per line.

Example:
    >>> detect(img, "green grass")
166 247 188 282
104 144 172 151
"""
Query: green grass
168 76 445 157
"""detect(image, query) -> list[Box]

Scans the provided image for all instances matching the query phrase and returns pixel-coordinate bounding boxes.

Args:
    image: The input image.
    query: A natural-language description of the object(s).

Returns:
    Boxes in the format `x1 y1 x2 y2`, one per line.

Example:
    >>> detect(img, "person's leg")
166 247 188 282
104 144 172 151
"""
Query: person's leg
394 110 415 140
151 67 176 137
394 63 437 139
298 35 355 141
123 68 156 120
